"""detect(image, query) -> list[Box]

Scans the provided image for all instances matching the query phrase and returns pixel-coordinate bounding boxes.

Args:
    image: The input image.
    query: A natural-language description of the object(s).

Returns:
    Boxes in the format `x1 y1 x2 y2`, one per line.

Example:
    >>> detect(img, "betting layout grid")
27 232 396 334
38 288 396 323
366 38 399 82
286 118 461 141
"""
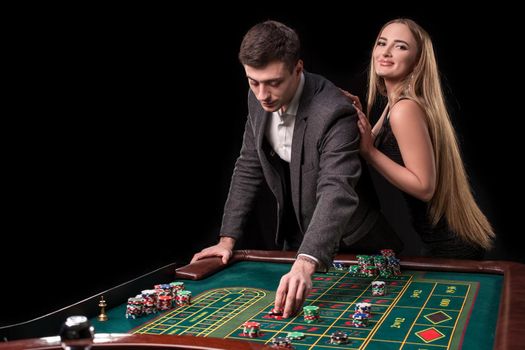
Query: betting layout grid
130 251 398 346
226 265 473 349
126 256 475 349
227 263 405 348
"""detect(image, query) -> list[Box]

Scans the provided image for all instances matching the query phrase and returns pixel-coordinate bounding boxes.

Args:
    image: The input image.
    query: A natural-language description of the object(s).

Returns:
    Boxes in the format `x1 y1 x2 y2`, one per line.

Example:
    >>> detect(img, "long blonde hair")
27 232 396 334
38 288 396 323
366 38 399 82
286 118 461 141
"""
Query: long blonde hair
367 18 494 250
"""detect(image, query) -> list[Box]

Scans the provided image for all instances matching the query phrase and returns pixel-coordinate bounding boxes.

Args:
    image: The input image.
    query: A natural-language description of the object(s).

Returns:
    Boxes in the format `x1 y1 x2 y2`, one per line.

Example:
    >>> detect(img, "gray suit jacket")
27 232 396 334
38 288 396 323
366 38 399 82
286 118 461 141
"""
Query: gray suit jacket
220 72 387 268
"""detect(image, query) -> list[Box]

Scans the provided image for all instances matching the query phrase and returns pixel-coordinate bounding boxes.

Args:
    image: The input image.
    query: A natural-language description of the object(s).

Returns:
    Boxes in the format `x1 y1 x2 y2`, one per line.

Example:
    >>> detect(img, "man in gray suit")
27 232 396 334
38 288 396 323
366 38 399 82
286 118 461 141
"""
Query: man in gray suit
191 20 403 318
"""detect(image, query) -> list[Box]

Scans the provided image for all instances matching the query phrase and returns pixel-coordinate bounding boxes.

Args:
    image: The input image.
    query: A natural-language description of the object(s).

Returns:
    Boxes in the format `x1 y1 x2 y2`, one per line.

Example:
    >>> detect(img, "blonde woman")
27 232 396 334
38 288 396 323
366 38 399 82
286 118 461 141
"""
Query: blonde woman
344 18 494 258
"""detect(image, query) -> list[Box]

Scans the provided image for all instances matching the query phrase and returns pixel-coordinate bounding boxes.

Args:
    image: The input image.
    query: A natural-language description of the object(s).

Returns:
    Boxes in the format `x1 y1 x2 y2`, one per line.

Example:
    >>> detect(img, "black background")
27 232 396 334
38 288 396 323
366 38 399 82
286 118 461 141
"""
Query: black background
2 5 521 329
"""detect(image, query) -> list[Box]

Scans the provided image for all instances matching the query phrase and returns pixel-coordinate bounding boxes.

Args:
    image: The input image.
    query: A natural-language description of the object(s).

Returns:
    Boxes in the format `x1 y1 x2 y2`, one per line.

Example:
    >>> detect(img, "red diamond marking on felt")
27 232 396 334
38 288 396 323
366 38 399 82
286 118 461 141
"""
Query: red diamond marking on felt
415 327 445 343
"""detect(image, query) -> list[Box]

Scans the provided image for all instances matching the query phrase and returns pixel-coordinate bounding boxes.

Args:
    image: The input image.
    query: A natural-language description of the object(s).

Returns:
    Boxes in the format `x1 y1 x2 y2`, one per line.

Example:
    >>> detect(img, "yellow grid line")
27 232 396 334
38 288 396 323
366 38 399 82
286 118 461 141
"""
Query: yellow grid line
445 283 470 349
359 279 472 348
196 289 267 336
224 300 278 339
135 288 234 333
357 275 414 349
134 289 219 333
173 288 265 335
225 269 355 347
136 270 473 349
307 270 385 349
171 291 249 335
398 283 439 349
135 288 265 334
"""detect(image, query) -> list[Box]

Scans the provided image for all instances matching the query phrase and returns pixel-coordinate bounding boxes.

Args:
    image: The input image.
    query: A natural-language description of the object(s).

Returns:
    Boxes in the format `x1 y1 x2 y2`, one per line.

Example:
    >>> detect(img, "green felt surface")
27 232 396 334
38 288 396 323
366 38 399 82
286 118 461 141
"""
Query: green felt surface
91 261 502 350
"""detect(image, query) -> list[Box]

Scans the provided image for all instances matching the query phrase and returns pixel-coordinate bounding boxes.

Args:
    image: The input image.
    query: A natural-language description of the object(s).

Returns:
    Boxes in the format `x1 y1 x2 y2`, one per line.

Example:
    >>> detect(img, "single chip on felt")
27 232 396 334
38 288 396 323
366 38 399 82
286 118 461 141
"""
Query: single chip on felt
331 331 348 340
287 331 304 339
330 330 349 344
271 337 291 347
268 307 283 316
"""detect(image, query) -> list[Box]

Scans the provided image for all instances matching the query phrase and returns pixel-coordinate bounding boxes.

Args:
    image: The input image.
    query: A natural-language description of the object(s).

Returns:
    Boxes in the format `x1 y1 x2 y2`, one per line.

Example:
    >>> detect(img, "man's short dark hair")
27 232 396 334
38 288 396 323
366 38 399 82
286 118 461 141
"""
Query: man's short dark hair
239 20 300 73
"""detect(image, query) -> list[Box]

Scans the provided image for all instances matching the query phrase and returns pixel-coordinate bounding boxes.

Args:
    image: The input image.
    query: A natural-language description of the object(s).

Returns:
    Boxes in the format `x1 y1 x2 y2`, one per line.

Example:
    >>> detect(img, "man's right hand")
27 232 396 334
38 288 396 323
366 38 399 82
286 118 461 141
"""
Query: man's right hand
190 236 236 265
274 255 316 318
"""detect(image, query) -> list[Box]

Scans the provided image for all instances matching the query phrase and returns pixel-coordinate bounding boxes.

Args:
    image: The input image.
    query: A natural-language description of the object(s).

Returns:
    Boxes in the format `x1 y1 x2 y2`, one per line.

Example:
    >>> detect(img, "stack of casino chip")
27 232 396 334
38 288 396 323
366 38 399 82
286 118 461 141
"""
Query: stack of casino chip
303 305 320 323
332 262 344 270
176 290 192 306
374 255 387 270
357 255 372 272
241 321 260 338
170 281 184 297
380 249 395 257
352 312 369 328
372 281 386 296
348 265 361 276
271 337 292 348
363 265 378 277
155 284 175 308
379 266 393 278
330 331 348 345
349 250 402 278
158 295 174 310
356 255 378 277
125 297 144 319
154 284 173 297
388 257 401 276
141 289 158 315
381 249 401 277
354 302 372 317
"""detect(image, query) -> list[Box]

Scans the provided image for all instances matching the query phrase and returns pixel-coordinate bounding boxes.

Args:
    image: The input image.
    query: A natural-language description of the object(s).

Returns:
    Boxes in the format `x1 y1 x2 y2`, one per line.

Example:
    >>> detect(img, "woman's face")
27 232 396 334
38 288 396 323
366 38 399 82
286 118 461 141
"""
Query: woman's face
373 22 418 83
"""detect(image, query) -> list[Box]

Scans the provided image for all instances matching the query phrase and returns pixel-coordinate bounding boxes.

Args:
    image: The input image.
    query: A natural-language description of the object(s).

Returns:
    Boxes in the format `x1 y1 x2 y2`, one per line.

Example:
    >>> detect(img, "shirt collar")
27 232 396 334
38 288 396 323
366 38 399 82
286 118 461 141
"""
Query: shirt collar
277 72 305 119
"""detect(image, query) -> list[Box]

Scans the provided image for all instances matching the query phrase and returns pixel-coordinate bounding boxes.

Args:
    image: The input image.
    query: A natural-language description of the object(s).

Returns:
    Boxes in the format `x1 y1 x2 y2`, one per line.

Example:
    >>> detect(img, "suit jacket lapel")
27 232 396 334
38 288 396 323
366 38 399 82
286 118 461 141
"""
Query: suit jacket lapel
290 113 306 233
256 109 283 202
256 109 269 152
290 74 314 233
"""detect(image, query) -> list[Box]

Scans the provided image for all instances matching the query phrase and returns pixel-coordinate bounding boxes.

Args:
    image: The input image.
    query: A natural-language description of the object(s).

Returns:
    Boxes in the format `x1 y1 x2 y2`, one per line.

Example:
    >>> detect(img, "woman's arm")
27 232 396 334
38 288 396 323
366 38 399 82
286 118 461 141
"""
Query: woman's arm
361 100 436 201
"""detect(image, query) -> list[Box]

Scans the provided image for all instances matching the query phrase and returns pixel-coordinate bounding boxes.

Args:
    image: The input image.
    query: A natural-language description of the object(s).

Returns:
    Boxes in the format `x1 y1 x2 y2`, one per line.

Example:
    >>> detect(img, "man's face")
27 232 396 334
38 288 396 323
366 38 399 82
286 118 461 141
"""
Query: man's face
244 60 303 112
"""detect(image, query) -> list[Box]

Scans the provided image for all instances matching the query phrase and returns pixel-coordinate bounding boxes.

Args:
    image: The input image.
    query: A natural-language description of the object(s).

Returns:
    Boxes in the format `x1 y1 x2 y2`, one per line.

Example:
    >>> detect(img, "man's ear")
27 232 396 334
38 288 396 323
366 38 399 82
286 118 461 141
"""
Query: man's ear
295 60 304 75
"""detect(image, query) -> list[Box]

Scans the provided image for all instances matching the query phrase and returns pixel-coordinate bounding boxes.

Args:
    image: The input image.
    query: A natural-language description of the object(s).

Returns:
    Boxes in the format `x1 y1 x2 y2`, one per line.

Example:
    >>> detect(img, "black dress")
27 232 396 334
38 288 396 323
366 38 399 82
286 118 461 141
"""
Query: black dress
373 110 484 259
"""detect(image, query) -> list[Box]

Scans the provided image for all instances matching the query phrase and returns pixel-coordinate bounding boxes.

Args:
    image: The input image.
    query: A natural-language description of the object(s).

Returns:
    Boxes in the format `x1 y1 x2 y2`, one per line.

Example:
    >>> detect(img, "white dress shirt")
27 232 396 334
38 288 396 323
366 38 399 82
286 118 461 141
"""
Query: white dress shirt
265 73 305 163
264 73 320 267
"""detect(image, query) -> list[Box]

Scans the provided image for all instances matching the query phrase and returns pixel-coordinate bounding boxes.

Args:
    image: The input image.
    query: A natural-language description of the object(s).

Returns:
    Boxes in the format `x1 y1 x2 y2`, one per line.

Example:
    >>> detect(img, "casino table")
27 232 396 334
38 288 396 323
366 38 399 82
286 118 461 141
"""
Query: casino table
1 250 524 350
